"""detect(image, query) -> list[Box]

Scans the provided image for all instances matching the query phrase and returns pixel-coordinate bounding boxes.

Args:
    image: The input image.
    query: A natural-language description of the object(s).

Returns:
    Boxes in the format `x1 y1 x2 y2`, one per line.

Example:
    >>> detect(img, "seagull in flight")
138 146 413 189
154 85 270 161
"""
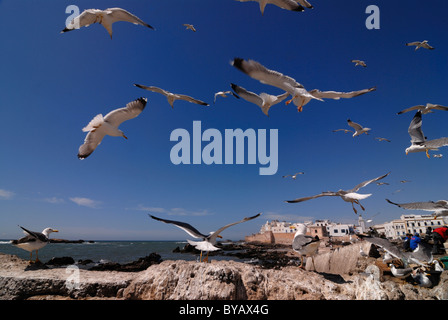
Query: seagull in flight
333 129 354 134
386 199 448 219
405 111 448 158
214 90 239 103
78 97 147 159
231 58 375 112
230 83 289 116
397 103 448 115
11 226 59 263
358 234 433 267
149 213 261 262
61 7 154 38
183 24 196 32
134 84 209 108
285 172 390 214
292 224 320 269
347 119 371 137
234 0 307 15
282 172 305 179
375 137 391 142
406 40 435 51
352 60 367 67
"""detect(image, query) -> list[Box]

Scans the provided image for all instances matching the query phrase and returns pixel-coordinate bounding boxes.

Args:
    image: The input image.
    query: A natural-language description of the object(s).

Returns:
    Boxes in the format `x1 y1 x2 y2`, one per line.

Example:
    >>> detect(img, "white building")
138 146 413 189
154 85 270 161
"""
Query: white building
259 220 304 234
327 224 354 237
378 214 446 239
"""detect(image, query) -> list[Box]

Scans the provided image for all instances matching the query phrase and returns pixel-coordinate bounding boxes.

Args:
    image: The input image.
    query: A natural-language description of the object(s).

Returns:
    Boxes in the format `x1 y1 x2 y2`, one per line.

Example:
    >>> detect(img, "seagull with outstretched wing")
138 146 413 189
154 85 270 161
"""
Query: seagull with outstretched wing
397 103 448 115
386 199 448 218
231 58 375 112
78 97 147 159
285 172 390 214
61 7 154 38
149 213 262 262
234 0 306 14
230 83 289 116
405 111 448 158
134 84 209 108
11 226 59 263
347 119 371 137
406 40 434 50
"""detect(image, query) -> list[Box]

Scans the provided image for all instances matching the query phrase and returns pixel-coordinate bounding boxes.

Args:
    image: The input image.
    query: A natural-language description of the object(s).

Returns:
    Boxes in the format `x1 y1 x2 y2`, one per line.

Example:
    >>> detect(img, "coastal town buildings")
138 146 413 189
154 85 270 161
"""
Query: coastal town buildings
245 214 448 244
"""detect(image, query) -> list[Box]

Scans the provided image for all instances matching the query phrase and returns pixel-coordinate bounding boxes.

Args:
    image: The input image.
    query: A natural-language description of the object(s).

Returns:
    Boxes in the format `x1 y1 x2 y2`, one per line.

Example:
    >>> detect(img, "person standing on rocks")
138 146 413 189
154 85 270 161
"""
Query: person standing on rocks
431 226 448 255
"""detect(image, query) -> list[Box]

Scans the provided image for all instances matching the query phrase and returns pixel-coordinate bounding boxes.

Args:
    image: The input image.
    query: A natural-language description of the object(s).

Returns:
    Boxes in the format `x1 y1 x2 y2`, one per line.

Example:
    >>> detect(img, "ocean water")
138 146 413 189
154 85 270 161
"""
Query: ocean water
0 240 243 265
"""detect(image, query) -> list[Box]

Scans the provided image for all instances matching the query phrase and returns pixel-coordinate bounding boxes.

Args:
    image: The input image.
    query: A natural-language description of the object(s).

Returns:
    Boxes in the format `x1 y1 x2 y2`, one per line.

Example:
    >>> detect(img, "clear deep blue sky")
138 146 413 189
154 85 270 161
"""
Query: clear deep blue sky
0 0 447 241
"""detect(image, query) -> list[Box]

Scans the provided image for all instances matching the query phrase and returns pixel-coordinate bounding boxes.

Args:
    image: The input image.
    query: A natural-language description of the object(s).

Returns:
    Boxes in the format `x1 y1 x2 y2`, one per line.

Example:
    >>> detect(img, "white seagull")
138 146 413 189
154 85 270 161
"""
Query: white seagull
78 97 147 159
375 137 391 142
386 199 448 219
231 58 376 112
390 265 413 279
234 0 307 15
352 60 367 67
347 119 371 137
11 226 59 263
149 213 262 262
183 24 196 32
433 154 443 158
406 40 435 51
285 172 390 214
282 172 305 179
358 235 433 267
292 224 321 269
397 103 448 115
214 90 240 103
230 83 289 116
405 111 448 158
134 84 209 108
61 7 154 39
333 129 354 134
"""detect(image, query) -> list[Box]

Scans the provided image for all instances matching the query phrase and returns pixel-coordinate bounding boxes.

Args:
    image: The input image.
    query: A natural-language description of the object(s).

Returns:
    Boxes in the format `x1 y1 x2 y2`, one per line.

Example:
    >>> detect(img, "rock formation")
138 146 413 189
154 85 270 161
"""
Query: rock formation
0 242 447 300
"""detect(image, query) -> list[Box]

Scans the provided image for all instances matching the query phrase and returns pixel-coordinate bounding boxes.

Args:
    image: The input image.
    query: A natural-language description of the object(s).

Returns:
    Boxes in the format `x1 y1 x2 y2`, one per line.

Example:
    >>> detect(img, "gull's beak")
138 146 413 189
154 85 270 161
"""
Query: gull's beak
123 134 128 140
53 230 59 233
217 235 223 238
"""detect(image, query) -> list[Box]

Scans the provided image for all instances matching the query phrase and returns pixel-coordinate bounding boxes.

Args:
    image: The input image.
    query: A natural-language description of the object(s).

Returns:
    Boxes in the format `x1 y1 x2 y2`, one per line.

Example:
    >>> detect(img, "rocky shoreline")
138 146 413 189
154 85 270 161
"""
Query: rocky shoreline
1 241 447 300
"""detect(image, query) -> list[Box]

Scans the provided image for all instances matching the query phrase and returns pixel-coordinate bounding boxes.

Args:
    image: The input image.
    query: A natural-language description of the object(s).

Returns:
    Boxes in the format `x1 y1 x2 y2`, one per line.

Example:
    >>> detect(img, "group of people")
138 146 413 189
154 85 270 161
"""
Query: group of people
403 226 448 255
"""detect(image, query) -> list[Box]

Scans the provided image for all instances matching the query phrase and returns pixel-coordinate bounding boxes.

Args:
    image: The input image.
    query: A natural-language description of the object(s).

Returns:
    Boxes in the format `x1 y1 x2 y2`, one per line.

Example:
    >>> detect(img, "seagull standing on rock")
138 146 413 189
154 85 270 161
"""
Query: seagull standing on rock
11 226 59 263
292 224 320 269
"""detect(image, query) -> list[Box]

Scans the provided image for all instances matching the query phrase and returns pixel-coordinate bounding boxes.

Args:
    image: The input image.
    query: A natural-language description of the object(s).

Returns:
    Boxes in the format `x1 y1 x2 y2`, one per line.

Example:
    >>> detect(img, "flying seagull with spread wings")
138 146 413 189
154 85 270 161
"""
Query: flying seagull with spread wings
214 90 239 103
234 0 307 15
134 84 209 108
78 97 147 159
11 226 59 263
347 119 371 137
405 40 435 51
397 103 448 115
61 7 154 38
230 83 289 116
149 213 262 262
231 58 376 112
183 24 196 32
405 111 448 158
282 172 305 179
285 172 390 214
357 234 433 267
352 60 367 67
386 199 448 218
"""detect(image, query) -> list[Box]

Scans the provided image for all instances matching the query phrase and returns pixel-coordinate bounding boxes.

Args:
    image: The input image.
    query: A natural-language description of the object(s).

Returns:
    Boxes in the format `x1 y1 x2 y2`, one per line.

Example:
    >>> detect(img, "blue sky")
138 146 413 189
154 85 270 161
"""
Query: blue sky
0 0 447 241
